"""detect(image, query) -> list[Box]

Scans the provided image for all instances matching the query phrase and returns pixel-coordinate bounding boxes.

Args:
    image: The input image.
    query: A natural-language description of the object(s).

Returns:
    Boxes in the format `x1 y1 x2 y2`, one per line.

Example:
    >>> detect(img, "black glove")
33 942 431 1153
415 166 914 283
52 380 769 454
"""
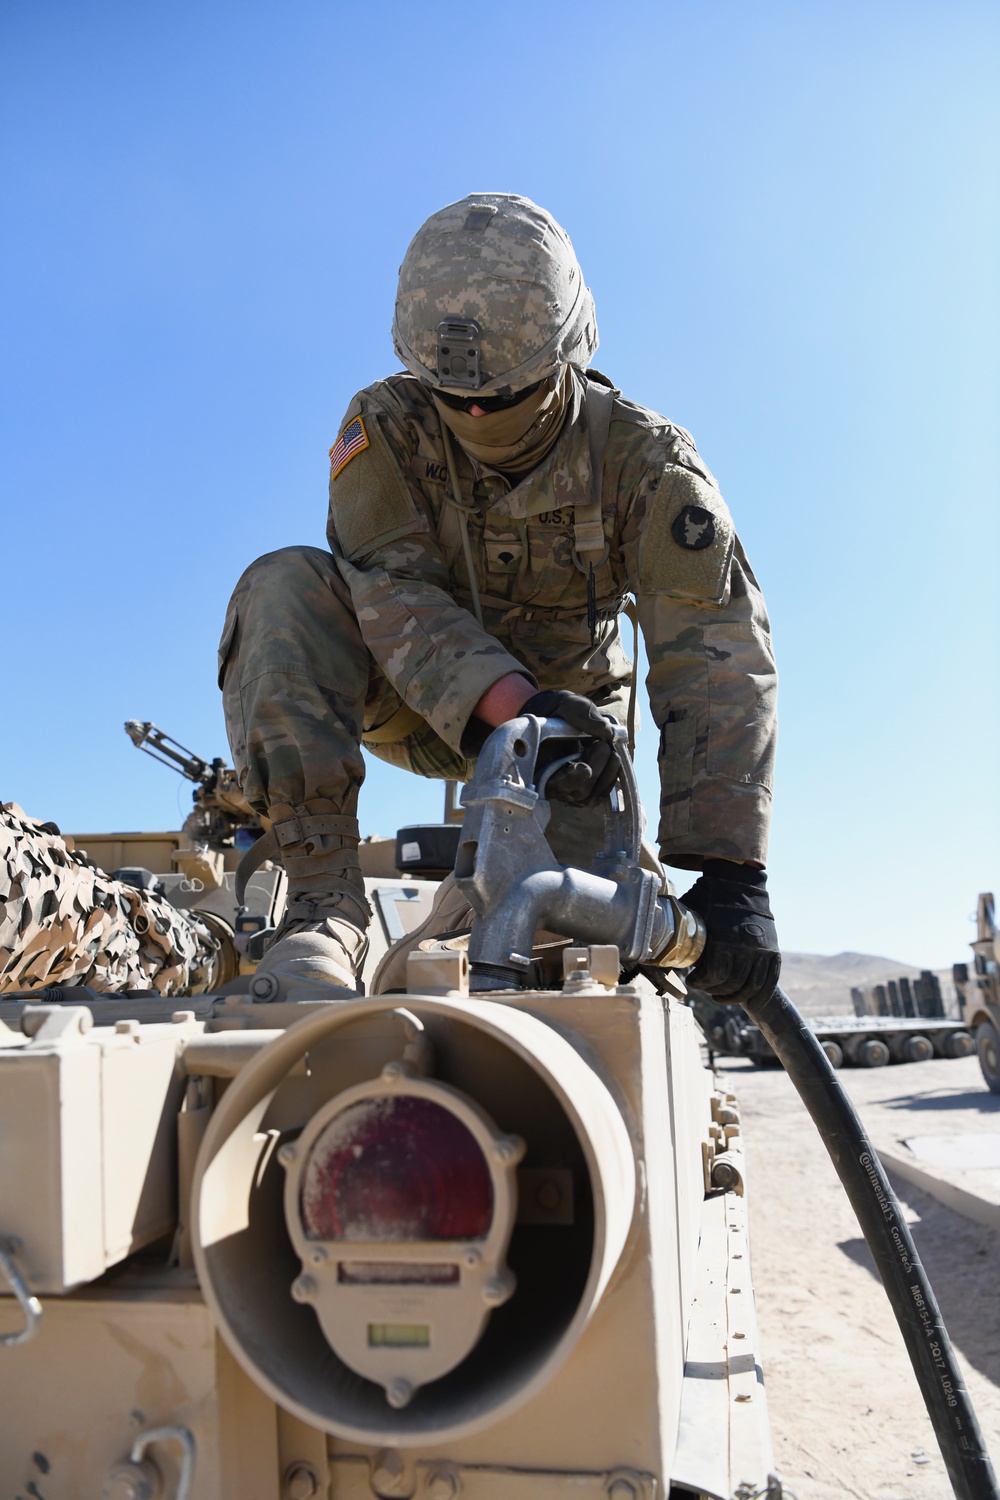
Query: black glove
521 689 621 807
681 859 781 1006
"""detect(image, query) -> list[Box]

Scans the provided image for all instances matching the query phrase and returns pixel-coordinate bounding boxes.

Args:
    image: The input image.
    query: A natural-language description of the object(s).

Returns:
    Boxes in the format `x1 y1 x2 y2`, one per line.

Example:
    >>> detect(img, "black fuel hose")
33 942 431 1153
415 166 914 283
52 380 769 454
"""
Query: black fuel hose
743 984 999 1500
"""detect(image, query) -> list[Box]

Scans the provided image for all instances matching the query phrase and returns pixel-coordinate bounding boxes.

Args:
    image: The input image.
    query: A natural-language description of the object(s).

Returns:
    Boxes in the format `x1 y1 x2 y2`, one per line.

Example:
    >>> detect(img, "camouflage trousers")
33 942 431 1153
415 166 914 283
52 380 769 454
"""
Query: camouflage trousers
219 546 608 865
219 546 473 815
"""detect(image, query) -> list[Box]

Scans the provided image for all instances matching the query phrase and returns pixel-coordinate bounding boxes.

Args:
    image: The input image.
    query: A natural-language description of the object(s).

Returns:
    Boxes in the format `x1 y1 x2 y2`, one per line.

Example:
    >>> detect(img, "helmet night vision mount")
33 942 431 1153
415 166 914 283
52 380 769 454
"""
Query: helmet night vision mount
436 318 482 389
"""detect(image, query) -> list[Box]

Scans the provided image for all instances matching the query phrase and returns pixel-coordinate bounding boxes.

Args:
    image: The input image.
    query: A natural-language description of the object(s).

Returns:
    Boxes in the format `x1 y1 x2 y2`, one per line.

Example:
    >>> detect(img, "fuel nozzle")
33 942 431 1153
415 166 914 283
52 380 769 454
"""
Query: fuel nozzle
649 895 707 970
458 717 711 988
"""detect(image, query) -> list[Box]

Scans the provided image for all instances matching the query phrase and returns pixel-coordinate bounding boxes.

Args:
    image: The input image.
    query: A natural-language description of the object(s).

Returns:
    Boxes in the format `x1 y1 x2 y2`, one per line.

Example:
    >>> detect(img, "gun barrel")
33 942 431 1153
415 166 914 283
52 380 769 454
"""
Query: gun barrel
124 720 210 783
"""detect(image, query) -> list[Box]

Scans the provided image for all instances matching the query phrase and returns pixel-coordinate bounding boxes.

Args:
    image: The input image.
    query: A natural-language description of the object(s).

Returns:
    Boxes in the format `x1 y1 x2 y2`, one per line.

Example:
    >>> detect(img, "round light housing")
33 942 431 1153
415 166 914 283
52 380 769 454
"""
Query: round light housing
300 1095 494 1242
282 1064 522 1406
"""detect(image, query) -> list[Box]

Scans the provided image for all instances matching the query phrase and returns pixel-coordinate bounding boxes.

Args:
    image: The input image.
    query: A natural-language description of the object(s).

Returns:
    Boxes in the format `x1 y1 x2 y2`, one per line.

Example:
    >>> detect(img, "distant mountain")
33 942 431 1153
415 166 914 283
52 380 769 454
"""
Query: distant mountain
778 951 957 1018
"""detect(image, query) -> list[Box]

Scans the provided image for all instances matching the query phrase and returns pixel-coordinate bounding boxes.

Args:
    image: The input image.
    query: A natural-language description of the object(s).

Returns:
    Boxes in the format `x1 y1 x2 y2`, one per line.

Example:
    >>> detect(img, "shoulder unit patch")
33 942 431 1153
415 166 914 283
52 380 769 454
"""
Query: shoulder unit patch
671 504 716 550
329 416 370 480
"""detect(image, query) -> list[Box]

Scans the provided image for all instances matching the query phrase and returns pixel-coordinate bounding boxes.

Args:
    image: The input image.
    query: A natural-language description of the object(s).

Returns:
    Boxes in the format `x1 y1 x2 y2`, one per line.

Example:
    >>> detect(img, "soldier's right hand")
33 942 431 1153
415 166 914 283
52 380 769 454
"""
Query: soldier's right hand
520 690 621 807
680 860 781 1005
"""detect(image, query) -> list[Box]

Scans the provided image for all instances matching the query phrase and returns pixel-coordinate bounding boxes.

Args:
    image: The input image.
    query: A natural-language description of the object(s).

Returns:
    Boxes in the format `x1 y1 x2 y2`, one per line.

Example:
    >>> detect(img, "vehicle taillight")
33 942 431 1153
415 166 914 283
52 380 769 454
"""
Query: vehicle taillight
300 1095 494 1242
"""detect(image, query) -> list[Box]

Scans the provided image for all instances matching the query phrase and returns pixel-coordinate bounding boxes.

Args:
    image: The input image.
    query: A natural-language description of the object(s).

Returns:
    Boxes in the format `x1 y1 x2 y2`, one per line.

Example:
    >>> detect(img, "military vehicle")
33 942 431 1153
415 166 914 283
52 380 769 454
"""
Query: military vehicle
953 892 1000 1094
0 718 776 1500
0 720 995 1500
714 1011 975 1071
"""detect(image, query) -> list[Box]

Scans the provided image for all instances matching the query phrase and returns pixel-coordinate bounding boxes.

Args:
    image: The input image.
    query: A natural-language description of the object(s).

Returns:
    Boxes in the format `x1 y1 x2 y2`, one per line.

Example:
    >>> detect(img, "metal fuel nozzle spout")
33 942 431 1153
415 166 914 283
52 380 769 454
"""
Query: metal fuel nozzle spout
455 717 706 991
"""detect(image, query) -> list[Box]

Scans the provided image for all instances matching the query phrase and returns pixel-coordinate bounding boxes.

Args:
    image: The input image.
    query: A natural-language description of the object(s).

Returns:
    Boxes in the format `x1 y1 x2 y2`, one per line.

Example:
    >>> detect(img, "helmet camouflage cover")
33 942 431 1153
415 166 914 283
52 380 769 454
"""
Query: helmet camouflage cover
392 193 598 396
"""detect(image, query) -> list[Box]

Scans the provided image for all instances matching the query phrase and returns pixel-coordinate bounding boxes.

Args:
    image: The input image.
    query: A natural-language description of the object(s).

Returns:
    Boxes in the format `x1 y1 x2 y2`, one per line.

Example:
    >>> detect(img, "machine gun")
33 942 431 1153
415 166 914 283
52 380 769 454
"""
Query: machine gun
124 719 263 856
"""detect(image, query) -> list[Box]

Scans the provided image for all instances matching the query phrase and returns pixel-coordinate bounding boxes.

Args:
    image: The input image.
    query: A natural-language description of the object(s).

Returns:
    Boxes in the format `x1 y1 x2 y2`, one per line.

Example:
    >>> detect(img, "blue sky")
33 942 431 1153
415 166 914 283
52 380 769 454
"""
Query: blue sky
2 1 997 968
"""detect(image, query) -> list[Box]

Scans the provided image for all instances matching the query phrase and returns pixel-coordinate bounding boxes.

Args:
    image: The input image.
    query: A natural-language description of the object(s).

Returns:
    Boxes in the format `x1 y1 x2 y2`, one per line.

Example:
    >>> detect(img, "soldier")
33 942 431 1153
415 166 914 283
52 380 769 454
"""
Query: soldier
220 193 780 1003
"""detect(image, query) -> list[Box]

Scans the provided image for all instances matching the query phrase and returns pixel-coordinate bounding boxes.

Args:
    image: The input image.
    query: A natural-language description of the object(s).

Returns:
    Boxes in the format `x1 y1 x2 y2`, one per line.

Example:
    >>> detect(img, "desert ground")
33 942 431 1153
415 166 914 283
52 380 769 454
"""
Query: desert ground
719 1051 1000 1499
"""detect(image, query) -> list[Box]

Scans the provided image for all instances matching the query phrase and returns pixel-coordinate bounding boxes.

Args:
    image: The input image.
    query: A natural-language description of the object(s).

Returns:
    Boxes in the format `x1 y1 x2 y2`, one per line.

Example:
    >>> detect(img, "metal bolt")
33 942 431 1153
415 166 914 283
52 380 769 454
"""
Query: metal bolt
494 1134 524 1164
536 1179 562 1211
371 1448 408 1495
426 1466 459 1500
607 1479 639 1500
284 1462 320 1500
463 1247 481 1267
103 1460 161 1500
712 1159 741 1192
291 1274 316 1302
309 1245 327 1266
250 972 279 1001
385 1378 413 1410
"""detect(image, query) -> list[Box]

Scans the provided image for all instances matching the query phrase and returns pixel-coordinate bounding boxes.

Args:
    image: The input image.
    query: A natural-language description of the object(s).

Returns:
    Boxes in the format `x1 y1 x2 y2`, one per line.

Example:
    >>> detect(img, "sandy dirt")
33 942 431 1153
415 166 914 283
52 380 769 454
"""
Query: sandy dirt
715 1052 1000 1500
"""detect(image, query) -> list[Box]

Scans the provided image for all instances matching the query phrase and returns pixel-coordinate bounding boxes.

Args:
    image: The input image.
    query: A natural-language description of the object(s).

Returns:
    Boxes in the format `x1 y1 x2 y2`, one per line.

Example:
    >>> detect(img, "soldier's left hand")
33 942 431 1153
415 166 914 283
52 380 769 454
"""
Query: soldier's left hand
521 689 621 807
680 860 780 1006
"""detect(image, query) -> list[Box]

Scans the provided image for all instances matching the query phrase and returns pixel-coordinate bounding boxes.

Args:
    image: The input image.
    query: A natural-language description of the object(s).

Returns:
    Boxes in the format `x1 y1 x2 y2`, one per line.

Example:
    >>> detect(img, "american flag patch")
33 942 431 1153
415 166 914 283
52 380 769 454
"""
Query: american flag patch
328 416 369 479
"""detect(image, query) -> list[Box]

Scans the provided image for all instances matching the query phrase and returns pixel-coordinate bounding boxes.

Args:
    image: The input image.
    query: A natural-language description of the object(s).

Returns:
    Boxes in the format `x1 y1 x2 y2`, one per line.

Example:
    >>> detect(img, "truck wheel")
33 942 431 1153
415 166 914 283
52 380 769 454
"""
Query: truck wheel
858 1038 891 1068
821 1040 844 1069
901 1035 933 1064
976 1020 1000 1093
940 1030 974 1059
724 1017 747 1054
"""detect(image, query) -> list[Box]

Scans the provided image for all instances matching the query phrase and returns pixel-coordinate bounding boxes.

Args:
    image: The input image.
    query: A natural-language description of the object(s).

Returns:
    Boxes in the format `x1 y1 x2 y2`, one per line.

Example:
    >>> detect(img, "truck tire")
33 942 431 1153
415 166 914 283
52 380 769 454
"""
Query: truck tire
900 1034 933 1064
820 1039 844 1069
939 1030 974 1059
976 1020 1000 1094
857 1038 891 1068
724 1016 747 1054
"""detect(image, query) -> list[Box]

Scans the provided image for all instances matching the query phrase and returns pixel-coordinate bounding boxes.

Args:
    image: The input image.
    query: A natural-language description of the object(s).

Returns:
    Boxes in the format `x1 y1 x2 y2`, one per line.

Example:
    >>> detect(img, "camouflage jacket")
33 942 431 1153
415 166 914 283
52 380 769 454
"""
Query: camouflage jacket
327 369 777 869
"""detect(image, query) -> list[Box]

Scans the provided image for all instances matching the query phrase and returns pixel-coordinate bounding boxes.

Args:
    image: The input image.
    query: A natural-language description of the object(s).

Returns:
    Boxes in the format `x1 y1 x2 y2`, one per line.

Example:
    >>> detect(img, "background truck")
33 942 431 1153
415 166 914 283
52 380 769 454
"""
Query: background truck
953 892 1000 1094
693 990 975 1071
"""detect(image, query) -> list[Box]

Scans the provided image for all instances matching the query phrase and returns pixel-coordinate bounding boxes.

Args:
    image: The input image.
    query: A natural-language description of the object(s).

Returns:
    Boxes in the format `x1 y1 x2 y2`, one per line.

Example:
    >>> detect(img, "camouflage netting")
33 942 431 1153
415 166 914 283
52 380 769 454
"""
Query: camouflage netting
1 802 226 995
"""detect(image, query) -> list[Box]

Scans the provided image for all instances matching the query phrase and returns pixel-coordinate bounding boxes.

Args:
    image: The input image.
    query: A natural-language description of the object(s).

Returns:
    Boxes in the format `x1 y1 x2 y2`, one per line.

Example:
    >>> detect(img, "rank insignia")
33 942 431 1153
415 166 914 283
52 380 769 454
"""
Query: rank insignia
671 504 715 550
329 416 370 479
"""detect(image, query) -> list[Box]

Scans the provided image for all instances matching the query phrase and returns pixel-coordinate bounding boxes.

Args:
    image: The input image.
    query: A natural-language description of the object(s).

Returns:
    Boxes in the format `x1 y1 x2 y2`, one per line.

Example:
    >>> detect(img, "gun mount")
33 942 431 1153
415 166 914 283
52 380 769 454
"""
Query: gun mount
124 719 263 857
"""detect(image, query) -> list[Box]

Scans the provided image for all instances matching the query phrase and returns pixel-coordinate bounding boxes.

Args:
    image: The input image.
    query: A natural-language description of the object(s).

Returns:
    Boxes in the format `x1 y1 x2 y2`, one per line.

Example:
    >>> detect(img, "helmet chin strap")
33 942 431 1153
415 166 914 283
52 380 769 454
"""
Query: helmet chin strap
432 368 572 476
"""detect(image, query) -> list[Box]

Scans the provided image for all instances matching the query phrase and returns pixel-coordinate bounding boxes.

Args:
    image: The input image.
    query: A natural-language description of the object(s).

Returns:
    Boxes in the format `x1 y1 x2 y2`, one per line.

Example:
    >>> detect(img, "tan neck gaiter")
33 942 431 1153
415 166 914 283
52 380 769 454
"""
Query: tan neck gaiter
433 366 572 476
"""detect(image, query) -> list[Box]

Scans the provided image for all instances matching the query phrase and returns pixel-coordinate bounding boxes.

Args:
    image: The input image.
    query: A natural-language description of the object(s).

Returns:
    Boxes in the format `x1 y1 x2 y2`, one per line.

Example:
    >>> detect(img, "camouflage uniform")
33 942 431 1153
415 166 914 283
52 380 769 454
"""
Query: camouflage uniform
221 367 776 871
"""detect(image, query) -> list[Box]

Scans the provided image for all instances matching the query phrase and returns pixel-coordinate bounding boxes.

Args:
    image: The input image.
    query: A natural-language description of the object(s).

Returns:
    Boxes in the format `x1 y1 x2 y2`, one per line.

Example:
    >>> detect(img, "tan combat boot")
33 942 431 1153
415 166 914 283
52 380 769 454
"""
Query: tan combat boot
369 873 474 994
253 803 372 990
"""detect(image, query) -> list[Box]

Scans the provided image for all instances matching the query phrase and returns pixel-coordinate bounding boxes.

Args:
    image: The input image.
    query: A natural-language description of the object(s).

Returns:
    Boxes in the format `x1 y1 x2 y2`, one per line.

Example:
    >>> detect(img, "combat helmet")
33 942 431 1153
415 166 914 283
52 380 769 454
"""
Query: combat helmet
392 193 598 397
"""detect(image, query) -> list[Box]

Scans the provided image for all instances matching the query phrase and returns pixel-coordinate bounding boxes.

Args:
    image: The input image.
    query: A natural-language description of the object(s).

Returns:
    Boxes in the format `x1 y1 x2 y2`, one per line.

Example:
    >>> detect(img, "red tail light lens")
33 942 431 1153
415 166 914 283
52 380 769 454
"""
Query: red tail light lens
300 1095 494 1242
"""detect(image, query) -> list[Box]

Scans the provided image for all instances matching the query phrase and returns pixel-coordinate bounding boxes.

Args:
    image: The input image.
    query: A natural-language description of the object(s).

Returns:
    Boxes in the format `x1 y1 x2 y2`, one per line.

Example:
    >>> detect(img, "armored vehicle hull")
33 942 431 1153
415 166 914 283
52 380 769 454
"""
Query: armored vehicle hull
0 967 773 1500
